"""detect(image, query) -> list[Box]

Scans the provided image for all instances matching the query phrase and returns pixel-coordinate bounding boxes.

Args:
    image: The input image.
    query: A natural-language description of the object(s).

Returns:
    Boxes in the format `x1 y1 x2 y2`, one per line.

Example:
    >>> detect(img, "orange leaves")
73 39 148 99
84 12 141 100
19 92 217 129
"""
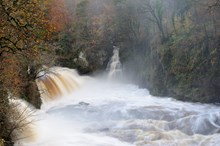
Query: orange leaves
0 0 55 97
47 0 71 32
0 0 53 56
0 54 24 96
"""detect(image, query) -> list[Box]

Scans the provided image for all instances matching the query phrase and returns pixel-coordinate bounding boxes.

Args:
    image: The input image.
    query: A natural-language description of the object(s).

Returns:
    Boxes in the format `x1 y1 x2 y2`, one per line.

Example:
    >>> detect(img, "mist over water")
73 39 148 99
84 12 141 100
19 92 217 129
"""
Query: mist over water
15 48 220 146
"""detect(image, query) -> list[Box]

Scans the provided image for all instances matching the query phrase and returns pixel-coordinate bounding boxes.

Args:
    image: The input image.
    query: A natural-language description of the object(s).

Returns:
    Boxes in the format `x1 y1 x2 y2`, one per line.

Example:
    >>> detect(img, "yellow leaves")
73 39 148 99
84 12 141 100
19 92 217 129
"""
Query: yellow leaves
184 12 193 33
210 48 218 66
174 12 193 34
174 16 181 33
89 16 104 37
0 139 4 146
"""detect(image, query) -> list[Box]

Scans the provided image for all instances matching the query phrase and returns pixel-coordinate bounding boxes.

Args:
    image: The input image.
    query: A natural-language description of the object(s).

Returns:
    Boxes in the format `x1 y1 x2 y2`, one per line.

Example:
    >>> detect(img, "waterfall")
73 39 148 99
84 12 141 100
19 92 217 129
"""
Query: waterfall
36 67 89 103
15 67 220 145
107 46 122 79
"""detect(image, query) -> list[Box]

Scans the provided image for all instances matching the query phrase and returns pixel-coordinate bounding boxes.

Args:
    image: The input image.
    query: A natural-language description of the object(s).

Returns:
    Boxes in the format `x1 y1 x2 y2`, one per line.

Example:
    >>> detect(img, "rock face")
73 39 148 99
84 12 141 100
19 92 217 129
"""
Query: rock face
134 37 220 104
56 46 113 74
86 48 111 72
25 81 41 109
22 63 43 109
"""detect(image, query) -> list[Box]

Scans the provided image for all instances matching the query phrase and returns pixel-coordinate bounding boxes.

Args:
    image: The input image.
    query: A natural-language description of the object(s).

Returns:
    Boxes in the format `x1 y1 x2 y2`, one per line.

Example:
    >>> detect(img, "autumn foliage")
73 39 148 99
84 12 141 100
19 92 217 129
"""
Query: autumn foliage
0 0 52 56
0 0 53 144
47 0 71 32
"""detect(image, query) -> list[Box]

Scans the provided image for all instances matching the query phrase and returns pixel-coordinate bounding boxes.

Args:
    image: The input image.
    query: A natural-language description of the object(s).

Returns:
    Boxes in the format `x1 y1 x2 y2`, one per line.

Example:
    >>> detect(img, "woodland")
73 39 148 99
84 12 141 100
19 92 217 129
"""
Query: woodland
0 0 220 145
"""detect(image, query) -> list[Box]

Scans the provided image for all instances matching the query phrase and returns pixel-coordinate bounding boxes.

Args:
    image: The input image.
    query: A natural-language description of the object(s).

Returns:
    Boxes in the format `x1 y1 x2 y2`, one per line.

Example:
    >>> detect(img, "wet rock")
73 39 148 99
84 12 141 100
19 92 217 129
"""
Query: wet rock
25 81 41 109
78 102 90 106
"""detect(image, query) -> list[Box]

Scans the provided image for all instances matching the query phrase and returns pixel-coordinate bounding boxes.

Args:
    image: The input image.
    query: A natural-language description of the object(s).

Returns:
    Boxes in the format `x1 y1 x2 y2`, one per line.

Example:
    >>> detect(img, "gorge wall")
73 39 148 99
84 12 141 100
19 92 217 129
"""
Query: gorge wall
51 0 220 104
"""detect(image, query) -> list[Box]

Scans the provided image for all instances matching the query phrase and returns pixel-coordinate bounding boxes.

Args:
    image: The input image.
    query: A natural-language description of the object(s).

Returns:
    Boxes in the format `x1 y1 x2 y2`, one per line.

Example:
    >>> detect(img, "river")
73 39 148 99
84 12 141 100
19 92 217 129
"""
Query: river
14 48 220 146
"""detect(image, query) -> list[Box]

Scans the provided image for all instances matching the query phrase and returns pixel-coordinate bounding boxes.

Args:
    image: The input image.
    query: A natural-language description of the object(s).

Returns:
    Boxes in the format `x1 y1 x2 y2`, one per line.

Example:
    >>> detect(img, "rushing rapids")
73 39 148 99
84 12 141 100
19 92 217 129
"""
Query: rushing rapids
15 48 220 146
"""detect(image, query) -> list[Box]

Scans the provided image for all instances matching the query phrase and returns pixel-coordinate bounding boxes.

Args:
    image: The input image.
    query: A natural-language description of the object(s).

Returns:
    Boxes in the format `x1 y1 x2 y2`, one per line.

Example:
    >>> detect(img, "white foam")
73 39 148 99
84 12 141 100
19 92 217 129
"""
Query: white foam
16 75 220 146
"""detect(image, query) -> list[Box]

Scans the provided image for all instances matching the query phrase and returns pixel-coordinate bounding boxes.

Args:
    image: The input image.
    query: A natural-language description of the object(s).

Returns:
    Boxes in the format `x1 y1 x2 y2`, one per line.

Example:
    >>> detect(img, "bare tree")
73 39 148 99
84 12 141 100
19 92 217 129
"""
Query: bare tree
208 0 220 8
0 94 37 146
141 0 167 41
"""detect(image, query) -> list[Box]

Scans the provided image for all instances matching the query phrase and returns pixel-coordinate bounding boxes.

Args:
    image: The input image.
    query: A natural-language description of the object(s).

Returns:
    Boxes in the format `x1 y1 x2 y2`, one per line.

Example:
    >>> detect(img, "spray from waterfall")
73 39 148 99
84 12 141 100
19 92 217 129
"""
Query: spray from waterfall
8 97 38 143
36 67 89 103
106 46 122 79
14 49 220 146
17 72 220 146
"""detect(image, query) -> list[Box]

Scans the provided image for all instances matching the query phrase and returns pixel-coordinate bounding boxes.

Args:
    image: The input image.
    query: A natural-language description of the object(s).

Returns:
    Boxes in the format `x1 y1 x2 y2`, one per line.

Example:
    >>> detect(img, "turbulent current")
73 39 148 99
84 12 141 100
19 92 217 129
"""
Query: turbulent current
15 49 220 146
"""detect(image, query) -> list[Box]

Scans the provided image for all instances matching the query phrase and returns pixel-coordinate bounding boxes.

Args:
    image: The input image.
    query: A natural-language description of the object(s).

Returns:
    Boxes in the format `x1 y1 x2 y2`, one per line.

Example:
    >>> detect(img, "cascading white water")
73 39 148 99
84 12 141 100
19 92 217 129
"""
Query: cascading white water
16 53 220 146
106 46 122 79
36 67 89 103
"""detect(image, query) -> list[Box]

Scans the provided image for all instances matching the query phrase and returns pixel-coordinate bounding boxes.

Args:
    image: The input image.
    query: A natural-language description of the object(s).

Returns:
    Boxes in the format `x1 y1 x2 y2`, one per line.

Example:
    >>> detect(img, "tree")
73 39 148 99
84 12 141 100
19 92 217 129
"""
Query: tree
141 0 167 41
208 0 220 8
0 0 51 56
0 0 52 145
0 95 37 145
47 0 71 32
